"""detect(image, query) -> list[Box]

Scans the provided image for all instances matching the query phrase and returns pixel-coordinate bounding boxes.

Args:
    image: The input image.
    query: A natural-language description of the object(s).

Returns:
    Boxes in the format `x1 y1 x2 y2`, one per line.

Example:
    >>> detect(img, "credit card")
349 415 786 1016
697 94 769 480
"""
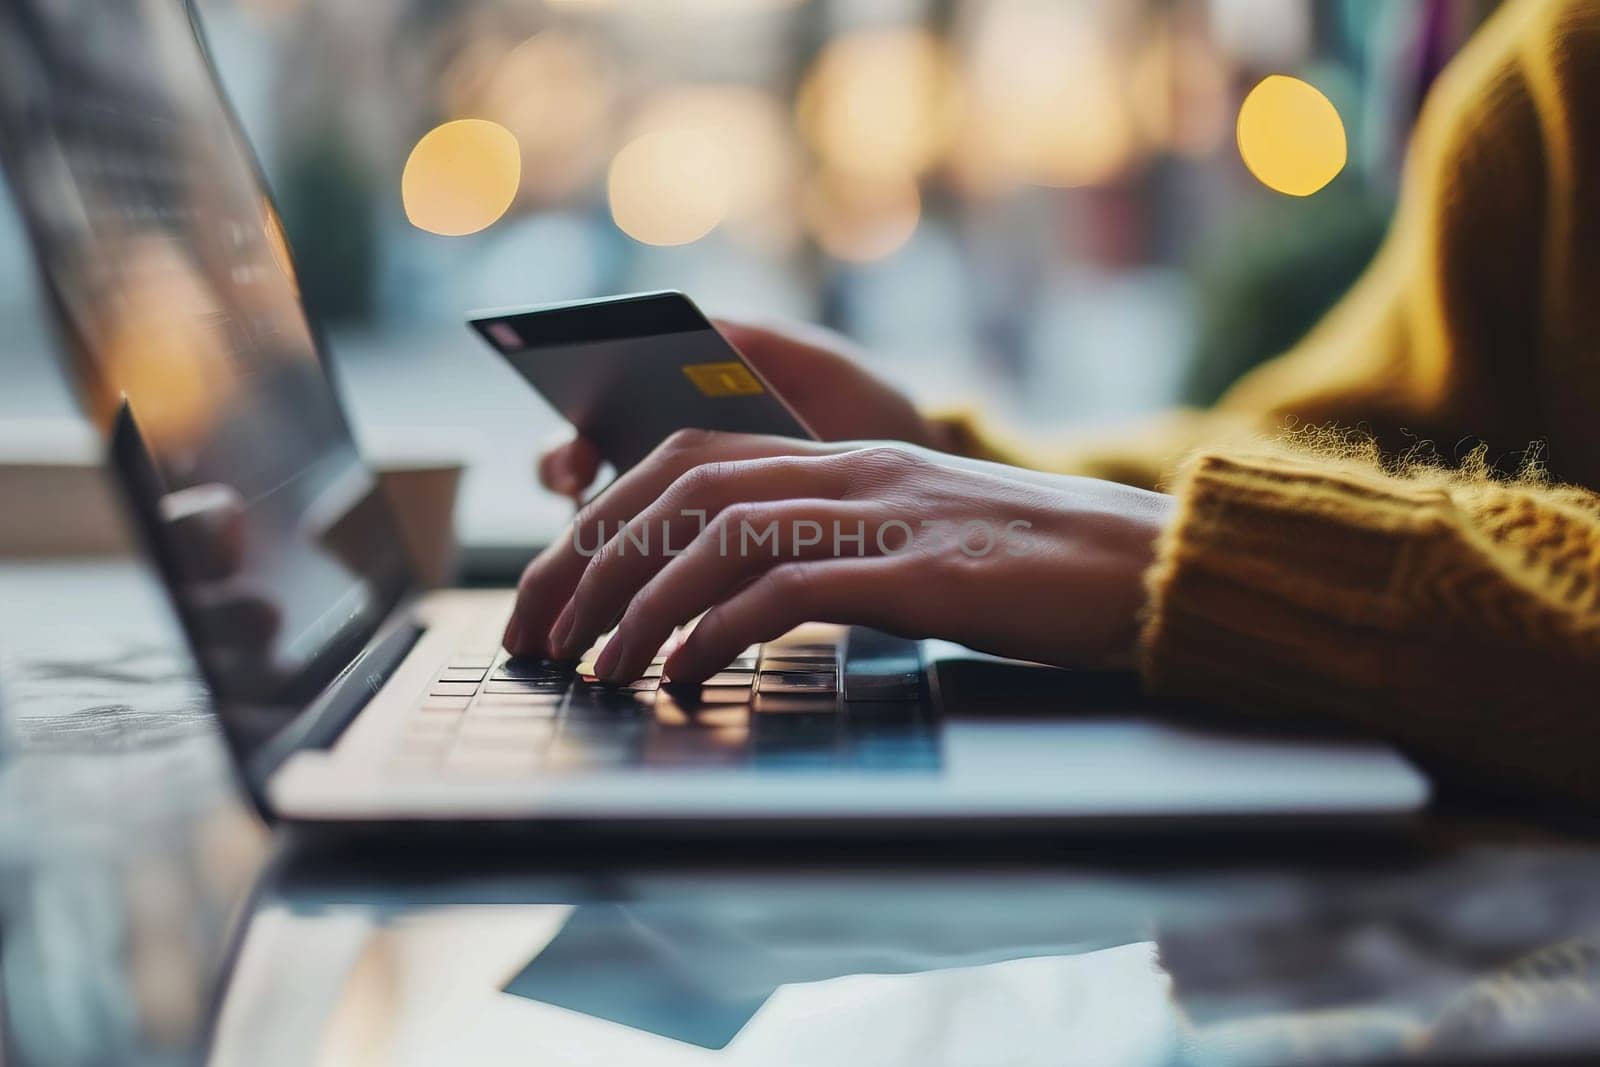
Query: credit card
470 291 817 473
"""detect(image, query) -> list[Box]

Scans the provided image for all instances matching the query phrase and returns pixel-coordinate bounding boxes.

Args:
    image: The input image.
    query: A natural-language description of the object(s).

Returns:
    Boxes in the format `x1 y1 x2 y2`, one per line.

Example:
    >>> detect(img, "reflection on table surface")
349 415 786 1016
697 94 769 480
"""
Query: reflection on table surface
0 561 269 1067
215 839 1600 1067
5 558 1600 1067
219 858 1175 1065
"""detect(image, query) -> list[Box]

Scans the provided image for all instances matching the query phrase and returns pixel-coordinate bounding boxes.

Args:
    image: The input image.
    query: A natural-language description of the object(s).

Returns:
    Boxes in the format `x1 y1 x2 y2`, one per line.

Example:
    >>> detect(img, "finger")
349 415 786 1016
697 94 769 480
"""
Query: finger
502 430 836 656
593 498 883 681
713 318 835 406
664 556 914 682
559 455 853 659
538 436 602 498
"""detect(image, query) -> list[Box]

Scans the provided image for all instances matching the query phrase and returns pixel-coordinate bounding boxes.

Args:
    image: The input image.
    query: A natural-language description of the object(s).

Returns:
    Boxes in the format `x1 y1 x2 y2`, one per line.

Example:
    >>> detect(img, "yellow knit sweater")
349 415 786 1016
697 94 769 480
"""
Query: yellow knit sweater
948 0 1600 803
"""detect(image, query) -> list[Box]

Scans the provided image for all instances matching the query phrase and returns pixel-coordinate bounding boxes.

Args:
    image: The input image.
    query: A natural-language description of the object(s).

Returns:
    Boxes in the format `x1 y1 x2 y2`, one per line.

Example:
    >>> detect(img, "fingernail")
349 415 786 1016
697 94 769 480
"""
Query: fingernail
594 639 623 681
662 653 697 684
548 603 577 657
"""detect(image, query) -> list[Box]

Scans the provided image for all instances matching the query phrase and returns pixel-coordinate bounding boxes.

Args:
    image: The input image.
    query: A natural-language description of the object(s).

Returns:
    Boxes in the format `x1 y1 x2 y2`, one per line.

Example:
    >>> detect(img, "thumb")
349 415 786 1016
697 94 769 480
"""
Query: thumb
714 319 831 403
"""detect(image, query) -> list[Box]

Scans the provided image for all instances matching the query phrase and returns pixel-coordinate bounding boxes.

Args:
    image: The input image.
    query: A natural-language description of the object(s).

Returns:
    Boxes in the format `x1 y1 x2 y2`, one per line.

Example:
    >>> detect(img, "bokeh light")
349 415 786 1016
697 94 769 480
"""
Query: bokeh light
803 170 921 263
1127 15 1229 159
953 0 1135 191
401 119 522 236
607 128 732 246
101 238 232 446
1236 74 1346 196
446 31 616 204
796 28 958 182
628 87 798 250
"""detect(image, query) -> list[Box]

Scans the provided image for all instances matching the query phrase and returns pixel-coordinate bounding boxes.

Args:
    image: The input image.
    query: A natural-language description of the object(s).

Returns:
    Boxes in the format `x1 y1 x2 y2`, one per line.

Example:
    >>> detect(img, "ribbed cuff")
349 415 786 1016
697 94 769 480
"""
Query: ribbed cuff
1139 451 1455 714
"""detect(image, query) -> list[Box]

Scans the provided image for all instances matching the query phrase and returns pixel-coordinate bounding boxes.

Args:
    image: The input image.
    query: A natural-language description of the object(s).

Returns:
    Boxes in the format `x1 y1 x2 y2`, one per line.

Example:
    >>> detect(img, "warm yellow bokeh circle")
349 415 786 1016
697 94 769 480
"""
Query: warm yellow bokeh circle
607 128 732 246
402 119 522 236
1236 75 1346 197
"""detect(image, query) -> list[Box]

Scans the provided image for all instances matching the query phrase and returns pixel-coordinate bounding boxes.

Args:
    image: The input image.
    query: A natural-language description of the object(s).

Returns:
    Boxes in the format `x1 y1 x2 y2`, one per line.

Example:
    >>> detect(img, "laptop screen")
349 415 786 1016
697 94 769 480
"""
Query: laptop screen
0 1 412 745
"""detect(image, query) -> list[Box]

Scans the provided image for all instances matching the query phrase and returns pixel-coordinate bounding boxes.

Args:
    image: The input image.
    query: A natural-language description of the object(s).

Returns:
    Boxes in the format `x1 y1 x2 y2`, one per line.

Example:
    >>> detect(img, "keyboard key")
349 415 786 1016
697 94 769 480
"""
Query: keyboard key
653 698 692 726
467 700 563 716
458 719 556 745
701 670 754 687
761 656 836 672
676 686 751 705
395 733 454 757
559 715 646 740
703 707 750 729
484 679 568 695
662 700 750 730
754 708 838 736
758 671 837 694
566 691 655 717
755 695 839 715
767 642 836 657
445 749 544 776
752 716 840 767
546 733 639 769
475 688 564 703
494 657 573 681
842 629 924 702
419 696 471 712
429 681 479 698
575 676 660 693
843 671 924 701
845 701 931 726
385 757 440 777
643 727 749 766
437 667 488 683
448 654 496 670
406 715 459 735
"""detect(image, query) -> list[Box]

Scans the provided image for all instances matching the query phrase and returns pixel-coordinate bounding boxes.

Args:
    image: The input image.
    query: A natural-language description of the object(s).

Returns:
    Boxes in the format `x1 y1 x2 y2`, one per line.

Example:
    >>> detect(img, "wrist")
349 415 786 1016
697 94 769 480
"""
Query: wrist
1102 488 1178 669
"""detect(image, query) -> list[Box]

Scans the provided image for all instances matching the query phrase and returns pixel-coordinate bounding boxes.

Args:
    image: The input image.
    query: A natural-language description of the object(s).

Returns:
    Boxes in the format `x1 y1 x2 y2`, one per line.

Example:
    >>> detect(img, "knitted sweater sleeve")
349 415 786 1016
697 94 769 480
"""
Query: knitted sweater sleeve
1141 445 1600 801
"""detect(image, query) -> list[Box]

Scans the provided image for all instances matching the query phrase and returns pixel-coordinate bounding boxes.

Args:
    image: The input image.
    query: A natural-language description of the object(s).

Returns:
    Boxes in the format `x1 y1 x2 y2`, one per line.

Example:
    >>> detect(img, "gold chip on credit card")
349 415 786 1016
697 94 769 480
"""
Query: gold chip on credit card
681 361 766 397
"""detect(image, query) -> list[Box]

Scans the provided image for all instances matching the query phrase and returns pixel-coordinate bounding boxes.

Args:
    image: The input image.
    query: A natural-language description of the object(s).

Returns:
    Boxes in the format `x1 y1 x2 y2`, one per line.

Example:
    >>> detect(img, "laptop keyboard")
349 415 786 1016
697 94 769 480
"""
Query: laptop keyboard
386 629 939 778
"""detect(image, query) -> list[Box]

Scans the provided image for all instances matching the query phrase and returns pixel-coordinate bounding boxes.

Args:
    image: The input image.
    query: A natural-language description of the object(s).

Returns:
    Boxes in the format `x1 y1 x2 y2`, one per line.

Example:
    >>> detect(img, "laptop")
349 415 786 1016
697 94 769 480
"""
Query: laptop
0 0 1428 833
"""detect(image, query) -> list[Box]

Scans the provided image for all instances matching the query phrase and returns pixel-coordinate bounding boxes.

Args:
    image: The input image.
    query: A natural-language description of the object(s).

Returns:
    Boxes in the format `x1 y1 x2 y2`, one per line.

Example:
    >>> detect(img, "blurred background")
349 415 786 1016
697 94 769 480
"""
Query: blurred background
0 0 1497 547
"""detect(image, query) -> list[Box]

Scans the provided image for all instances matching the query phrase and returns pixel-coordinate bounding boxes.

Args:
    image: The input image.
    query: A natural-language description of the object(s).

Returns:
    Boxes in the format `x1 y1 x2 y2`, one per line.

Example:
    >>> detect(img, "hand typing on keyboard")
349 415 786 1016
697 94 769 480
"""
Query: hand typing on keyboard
502 429 1174 685
398 627 938 776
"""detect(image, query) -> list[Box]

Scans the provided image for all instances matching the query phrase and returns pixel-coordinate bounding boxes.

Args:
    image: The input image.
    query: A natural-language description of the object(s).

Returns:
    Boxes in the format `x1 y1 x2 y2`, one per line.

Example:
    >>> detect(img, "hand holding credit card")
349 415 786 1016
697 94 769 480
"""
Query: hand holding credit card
471 291 817 478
